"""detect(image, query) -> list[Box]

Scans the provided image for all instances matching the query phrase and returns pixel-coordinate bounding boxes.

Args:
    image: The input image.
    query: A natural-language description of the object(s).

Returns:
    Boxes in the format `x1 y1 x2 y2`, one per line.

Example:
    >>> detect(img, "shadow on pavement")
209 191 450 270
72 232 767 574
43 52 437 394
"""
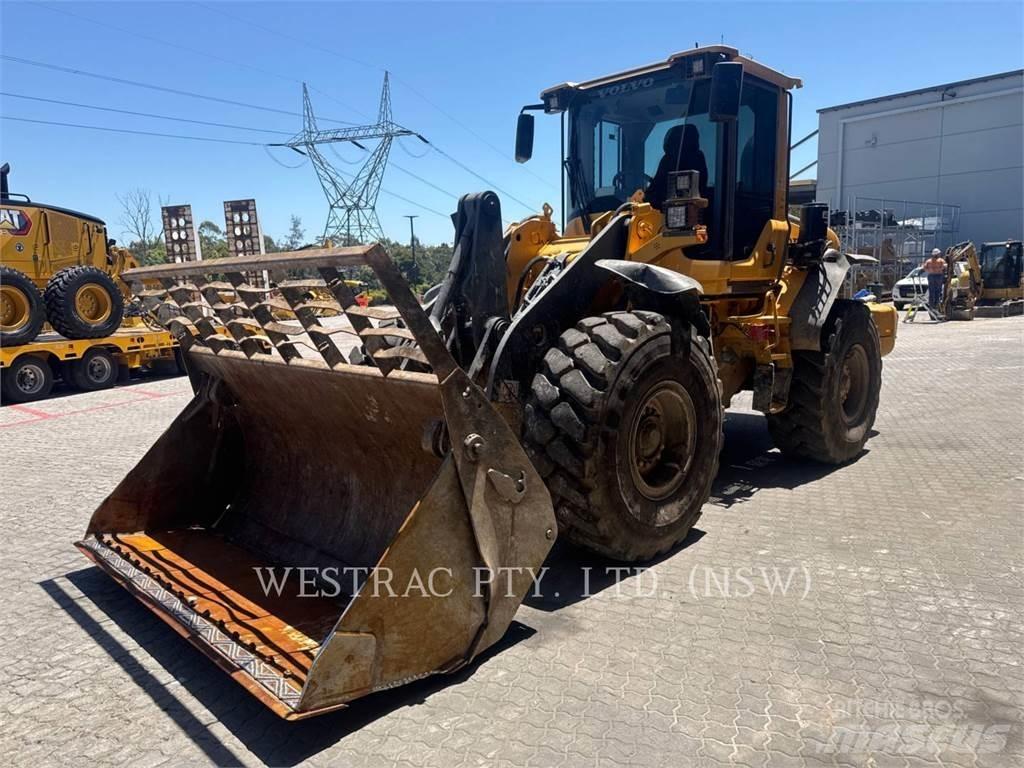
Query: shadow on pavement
43 567 535 766
0 369 185 408
42 408 868 762
523 528 706 612
710 410 867 508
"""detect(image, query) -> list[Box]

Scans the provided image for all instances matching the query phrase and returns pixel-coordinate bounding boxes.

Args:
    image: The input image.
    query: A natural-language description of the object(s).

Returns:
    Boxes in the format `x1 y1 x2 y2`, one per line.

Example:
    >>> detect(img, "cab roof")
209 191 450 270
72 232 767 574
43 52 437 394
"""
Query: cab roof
539 45 802 103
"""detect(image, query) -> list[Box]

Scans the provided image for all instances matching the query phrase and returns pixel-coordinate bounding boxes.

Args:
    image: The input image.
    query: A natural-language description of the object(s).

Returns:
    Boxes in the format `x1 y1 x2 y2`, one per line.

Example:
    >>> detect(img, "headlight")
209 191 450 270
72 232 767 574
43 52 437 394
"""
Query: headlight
664 203 689 230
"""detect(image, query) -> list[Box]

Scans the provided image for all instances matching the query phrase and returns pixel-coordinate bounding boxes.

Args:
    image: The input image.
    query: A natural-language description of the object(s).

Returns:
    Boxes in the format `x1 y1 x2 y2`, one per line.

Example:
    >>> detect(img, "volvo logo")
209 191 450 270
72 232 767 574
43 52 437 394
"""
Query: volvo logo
596 77 655 99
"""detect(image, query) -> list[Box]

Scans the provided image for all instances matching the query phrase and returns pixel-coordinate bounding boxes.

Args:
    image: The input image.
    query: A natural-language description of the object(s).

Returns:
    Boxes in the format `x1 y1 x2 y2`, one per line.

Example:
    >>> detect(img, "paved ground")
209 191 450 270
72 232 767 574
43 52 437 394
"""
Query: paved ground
2 314 1022 767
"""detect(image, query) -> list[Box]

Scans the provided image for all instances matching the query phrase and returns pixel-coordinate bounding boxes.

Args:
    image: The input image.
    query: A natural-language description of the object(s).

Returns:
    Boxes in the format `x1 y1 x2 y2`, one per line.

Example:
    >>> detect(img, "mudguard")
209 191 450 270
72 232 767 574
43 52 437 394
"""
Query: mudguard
789 249 872 352
486 216 709 400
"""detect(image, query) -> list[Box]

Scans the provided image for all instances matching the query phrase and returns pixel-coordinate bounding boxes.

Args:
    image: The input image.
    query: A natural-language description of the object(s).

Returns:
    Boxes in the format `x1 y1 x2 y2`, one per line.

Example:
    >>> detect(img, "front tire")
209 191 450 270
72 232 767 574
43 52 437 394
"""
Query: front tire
523 311 722 562
768 300 881 464
44 266 124 339
0 265 46 346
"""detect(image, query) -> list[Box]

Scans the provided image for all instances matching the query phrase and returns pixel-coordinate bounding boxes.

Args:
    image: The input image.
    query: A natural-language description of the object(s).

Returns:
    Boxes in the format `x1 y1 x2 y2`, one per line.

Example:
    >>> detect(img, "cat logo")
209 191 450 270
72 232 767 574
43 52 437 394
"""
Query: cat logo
0 208 32 236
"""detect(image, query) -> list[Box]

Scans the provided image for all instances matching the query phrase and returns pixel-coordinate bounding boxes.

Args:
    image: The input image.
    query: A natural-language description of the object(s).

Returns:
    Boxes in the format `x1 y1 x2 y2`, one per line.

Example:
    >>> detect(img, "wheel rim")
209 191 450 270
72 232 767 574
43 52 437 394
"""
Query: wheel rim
86 354 113 384
1 286 31 332
74 284 113 325
839 343 870 426
627 381 697 503
15 362 46 395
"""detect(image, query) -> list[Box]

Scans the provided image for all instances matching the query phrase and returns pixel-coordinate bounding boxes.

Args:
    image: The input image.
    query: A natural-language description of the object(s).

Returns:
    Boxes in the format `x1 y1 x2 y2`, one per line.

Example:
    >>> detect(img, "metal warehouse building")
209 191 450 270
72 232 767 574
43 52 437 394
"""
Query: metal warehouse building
815 70 1023 247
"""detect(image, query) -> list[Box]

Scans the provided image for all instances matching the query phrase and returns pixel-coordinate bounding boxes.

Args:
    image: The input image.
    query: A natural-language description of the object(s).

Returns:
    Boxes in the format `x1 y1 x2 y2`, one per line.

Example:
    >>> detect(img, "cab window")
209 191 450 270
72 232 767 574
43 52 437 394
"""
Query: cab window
733 78 778 259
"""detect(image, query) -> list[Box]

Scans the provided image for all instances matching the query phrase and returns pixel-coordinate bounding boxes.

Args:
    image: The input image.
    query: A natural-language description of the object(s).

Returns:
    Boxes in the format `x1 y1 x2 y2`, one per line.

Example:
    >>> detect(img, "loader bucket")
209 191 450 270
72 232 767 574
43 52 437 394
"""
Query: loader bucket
76 245 556 719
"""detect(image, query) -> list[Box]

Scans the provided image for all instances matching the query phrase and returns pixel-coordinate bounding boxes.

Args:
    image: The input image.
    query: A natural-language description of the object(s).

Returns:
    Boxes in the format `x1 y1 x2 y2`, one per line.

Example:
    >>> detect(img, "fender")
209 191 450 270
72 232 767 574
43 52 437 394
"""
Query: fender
789 249 873 351
595 258 709 338
485 216 709 400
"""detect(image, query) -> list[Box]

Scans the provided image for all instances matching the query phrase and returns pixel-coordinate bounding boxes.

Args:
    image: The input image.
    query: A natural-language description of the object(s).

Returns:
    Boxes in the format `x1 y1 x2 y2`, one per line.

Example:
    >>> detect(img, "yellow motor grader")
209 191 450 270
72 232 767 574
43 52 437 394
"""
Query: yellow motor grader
77 46 896 719
0 163 136 346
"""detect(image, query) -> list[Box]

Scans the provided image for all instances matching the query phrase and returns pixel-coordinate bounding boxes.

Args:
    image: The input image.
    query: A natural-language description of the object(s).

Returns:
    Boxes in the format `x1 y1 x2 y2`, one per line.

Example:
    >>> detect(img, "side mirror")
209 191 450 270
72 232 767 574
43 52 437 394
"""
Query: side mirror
515 112 535 163
709 61 743 122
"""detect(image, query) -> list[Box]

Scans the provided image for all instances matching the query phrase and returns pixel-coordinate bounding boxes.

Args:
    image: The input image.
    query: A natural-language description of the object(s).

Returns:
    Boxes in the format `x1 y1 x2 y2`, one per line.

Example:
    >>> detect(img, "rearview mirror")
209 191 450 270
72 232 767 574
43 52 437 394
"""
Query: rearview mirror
709 61 743 122
515 112 535 163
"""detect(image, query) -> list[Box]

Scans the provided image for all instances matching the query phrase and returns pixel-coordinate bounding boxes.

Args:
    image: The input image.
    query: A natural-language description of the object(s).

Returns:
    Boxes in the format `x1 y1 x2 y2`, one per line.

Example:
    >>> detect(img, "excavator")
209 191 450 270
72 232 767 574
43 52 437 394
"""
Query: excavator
942 240 1024 319
77 46 897 719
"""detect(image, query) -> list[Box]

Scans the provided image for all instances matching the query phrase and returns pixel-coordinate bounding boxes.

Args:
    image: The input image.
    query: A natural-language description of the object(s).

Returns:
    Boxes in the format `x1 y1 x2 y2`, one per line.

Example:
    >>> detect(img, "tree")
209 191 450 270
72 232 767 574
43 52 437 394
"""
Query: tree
117 188 163 264
197 220 229 260
284 215 305 251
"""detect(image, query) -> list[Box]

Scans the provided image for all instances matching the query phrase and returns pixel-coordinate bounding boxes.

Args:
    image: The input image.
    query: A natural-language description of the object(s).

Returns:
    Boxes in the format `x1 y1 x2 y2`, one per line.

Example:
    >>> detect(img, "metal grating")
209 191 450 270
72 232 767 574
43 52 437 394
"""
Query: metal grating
123 245 442 375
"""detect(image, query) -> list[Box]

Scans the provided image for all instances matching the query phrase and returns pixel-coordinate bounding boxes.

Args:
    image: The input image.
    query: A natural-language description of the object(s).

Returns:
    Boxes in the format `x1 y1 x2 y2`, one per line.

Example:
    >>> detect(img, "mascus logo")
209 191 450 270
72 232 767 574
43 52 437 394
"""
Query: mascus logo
0 208 31 236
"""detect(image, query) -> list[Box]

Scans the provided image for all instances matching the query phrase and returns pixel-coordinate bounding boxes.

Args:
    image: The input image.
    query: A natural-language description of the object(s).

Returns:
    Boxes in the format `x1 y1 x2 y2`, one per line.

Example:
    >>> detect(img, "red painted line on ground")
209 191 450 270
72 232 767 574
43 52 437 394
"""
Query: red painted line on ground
129 388 176 400
8 404 55 420
0 417 48 428
0 390 179 429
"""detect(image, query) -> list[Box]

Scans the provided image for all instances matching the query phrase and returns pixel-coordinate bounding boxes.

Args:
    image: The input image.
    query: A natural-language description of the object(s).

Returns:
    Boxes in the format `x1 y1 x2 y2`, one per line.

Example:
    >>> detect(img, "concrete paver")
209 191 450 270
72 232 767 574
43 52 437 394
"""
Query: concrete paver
2 316 1022 766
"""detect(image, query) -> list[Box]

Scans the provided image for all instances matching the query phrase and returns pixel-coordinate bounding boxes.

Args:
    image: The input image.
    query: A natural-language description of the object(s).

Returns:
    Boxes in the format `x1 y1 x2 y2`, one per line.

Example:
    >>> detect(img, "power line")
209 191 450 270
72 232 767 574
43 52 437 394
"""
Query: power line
426 144 535 212
194 2 380 90
0 90 478 218
192 1 559 193
390 73 559 192
19 5 548 217
1 115 266 146
0 92 292 136
0 55 353 127
34 2 365 124
1 114 452 220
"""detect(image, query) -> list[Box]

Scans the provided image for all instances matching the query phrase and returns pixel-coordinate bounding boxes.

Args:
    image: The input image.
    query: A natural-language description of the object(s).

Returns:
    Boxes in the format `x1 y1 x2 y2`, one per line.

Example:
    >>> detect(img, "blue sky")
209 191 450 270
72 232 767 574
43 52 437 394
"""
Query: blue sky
2 1 1022 246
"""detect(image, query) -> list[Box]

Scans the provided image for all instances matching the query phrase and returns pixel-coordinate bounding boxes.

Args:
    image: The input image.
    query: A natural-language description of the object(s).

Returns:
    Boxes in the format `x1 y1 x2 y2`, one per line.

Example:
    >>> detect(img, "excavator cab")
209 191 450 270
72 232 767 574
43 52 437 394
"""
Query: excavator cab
979 241 1024 295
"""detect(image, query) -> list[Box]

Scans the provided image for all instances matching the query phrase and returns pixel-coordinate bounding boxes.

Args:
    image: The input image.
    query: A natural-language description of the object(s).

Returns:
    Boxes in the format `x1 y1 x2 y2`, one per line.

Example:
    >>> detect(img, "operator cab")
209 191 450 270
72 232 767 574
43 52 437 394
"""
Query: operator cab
516 47 800 261
978 241 1023 291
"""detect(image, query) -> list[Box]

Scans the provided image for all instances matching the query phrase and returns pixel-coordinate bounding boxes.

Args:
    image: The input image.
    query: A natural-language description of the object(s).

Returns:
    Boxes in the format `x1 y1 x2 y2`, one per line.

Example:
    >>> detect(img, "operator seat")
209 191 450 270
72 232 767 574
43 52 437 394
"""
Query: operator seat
646 123 708 210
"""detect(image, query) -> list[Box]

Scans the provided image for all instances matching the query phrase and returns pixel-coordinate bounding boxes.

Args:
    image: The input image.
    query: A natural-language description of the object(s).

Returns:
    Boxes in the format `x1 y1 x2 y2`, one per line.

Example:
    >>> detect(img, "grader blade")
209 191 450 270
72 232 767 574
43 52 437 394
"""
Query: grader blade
76 245 556 719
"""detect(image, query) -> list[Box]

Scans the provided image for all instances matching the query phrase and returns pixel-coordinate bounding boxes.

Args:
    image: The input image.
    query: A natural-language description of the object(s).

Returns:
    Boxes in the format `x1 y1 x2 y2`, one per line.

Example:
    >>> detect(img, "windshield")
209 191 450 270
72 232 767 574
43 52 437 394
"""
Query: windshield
979 243 1023 288
566 71 715 217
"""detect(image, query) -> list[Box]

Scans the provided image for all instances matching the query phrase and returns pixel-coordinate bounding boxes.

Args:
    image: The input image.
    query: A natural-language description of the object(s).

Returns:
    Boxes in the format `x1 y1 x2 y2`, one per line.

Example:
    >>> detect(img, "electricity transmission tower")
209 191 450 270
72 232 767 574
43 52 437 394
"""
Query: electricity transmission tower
282 74 413 245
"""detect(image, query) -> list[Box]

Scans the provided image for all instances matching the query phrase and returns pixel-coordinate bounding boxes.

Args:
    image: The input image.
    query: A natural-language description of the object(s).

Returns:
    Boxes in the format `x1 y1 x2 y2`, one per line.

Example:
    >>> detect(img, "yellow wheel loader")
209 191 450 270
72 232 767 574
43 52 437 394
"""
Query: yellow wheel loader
0 163 136 345
78 46 896 719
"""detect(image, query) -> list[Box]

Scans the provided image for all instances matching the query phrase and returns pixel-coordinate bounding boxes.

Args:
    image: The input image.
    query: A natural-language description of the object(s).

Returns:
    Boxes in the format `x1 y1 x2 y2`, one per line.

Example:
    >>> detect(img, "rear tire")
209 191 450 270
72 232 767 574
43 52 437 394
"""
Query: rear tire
2 355 54 403
44 266 124 339
523 311 722 562
69 348 118 391
0 265 46 346
768 300 881 464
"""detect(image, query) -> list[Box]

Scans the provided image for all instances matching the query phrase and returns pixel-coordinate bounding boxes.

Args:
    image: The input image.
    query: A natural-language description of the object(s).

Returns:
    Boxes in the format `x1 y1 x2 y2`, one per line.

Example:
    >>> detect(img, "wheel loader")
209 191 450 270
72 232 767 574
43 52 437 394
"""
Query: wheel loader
77 46 896 719
0 162 136 346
